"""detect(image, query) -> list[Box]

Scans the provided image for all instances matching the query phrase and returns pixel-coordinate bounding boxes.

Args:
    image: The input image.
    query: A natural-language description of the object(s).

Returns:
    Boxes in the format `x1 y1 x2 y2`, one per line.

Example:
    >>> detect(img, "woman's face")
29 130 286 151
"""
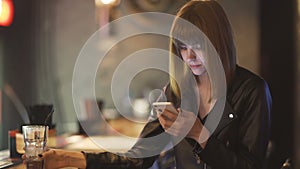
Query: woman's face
179 43 207 76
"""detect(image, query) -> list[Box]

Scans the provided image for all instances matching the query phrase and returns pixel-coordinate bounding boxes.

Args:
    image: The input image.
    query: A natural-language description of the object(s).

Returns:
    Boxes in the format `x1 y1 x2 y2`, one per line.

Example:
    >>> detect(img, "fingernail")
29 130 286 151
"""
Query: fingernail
38 154 43 158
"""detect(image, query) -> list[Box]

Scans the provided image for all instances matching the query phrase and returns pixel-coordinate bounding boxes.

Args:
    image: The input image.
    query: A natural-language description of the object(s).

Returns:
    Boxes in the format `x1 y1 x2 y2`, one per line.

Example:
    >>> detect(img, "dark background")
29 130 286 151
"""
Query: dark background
260 0 297 168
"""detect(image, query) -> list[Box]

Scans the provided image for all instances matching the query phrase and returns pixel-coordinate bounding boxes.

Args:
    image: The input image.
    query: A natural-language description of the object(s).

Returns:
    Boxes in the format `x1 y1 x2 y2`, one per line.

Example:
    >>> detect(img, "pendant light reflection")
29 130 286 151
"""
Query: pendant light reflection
95 0 120 37
0 0 14 27
0 0 2 15
95 0 120 6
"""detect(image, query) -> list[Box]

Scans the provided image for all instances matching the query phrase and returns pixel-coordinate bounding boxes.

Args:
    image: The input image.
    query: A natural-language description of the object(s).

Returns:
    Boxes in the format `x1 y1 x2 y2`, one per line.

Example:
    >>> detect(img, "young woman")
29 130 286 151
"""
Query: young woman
38 1 272 169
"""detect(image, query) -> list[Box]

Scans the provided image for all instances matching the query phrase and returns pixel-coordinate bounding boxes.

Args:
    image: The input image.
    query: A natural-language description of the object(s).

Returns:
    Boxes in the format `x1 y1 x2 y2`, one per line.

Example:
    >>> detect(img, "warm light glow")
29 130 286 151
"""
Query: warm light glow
0 0 3 15
101 0 117 5
95 0 118 6
0 0 14 27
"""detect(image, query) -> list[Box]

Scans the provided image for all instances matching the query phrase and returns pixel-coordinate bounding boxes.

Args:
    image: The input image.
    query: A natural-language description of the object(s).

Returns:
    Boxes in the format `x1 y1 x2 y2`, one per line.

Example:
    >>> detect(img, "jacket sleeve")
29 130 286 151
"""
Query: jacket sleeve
198 79 272 169
84 117 171 169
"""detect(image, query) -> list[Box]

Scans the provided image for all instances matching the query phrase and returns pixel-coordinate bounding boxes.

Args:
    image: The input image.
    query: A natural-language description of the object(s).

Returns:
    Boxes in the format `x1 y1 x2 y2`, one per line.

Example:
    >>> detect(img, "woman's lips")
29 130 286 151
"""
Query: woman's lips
189 64 201 68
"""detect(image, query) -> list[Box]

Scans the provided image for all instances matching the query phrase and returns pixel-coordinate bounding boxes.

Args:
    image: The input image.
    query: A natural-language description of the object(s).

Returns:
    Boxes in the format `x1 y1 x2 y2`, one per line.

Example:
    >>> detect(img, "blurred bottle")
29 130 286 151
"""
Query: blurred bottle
281 158 292 169
8 129 22 158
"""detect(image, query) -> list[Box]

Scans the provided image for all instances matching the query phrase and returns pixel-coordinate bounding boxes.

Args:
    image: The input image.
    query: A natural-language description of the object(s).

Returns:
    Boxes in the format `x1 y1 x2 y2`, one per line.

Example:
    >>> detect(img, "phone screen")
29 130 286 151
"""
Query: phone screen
152 102 178 114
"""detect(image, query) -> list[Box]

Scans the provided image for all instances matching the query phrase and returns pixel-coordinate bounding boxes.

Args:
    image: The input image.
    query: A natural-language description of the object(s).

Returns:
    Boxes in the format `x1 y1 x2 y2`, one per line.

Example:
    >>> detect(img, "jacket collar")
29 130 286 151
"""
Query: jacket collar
204 98 237 135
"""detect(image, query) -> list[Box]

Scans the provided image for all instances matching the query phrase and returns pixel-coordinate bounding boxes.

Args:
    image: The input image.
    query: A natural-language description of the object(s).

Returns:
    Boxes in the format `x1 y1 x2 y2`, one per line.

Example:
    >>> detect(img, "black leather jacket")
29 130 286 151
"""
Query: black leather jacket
84 66 272 169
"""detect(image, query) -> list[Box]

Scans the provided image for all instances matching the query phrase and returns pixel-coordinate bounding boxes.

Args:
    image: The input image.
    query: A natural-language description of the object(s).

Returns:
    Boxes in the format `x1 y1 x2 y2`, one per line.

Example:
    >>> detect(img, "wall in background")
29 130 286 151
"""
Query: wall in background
46 0 99 134
0 0 38 150
219 0 260 74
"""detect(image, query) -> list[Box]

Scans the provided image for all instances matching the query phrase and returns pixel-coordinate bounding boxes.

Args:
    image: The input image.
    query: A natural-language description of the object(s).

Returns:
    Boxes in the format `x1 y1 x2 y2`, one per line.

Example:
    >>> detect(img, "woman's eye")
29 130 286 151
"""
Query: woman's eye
179 45 187 50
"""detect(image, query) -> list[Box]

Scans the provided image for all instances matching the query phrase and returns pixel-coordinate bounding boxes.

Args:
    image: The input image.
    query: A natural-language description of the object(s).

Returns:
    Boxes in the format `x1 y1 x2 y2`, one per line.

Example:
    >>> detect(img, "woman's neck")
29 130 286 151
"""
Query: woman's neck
196 72 214 119
197 72 210 88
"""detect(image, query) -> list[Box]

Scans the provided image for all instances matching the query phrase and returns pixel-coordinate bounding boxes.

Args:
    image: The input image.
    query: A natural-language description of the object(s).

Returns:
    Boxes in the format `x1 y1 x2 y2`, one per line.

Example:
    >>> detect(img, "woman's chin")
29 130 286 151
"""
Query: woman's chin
192 69 207 76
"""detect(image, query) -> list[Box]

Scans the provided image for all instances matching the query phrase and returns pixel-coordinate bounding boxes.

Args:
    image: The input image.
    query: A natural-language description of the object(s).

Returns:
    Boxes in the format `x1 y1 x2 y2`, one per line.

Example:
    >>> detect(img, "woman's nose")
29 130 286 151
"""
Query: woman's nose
186 48 196 59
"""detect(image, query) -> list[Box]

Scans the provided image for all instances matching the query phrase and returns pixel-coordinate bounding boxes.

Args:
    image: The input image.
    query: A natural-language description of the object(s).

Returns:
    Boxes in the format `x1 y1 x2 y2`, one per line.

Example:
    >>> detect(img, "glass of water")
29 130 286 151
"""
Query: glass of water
22 125 48 169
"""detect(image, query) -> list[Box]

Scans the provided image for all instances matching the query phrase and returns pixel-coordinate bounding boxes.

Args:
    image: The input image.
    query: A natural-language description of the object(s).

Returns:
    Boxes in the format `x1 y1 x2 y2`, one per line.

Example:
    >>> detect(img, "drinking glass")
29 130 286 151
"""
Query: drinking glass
22 125 48 169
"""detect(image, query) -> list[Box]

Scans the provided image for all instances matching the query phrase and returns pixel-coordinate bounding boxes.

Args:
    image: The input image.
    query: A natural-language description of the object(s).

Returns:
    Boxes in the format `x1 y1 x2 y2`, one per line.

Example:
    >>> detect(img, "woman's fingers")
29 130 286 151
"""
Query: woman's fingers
22 154 26 164
158 108 199 137
158 110 178 129
160 109 178 121
158 109 183 136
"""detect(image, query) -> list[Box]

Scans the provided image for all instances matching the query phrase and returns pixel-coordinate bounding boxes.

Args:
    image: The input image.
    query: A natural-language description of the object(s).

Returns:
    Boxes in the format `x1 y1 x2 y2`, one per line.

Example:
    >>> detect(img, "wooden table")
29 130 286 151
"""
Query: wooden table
6 117 145 169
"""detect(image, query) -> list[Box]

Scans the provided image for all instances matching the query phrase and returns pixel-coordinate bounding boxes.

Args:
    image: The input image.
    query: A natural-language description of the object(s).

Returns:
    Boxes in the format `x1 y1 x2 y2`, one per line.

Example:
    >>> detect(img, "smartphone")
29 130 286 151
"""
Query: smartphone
152 102 178 114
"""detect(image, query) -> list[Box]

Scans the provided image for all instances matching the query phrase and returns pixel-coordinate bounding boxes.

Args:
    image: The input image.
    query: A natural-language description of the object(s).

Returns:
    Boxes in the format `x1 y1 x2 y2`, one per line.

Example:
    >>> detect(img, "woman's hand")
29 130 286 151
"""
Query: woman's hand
158 109 210 148
43 149 86 169
23 149 86 169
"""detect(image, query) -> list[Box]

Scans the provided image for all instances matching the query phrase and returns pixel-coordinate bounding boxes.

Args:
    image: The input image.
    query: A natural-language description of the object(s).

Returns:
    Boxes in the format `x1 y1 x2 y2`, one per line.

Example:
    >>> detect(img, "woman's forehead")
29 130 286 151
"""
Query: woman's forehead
173 38 204 48
172 30 206 46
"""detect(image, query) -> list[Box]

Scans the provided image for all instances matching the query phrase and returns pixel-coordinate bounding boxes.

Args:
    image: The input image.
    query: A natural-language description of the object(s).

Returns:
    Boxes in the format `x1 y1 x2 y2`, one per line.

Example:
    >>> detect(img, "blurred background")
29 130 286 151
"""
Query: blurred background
0 0 299 168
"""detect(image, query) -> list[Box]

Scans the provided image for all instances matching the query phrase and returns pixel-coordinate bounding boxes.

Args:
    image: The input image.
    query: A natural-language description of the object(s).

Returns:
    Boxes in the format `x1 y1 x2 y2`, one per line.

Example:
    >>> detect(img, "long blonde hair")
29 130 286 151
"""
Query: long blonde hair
169 0 236 100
